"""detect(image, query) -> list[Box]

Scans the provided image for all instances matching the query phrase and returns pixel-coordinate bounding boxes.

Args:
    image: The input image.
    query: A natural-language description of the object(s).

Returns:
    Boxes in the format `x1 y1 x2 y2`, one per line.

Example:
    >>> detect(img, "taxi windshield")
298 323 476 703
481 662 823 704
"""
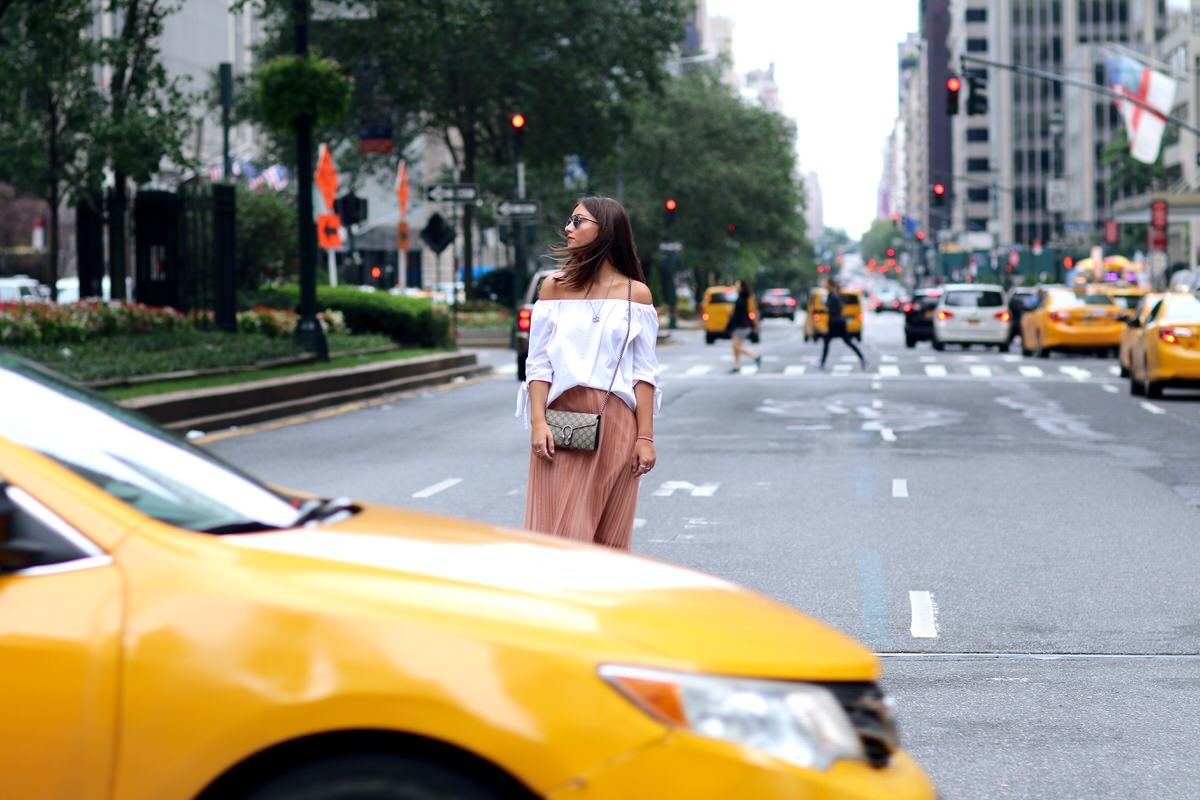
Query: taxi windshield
0 353 304 533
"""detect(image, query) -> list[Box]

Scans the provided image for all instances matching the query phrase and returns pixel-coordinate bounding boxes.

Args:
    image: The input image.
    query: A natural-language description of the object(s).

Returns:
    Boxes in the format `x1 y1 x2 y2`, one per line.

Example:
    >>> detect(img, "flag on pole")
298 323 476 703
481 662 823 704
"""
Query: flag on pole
395 160 409 218
1106 55 1176 164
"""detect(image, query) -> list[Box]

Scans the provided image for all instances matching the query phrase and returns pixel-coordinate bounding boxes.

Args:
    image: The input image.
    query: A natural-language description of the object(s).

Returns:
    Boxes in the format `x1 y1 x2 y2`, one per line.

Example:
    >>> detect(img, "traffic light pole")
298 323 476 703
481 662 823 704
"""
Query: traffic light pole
292 0 328 360
512 133 526 328
960 53 1200 138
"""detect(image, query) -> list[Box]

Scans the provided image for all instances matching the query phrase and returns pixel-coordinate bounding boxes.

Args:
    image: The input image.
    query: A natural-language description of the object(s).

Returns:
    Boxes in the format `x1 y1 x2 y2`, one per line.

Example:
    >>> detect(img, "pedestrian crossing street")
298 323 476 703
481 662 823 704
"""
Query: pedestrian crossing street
660 353 1124 382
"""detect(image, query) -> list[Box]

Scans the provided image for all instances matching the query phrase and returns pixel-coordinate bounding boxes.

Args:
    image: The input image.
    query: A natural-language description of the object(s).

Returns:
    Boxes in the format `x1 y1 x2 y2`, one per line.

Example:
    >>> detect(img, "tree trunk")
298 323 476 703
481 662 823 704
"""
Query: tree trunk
109 174 129 301
47 182 60 303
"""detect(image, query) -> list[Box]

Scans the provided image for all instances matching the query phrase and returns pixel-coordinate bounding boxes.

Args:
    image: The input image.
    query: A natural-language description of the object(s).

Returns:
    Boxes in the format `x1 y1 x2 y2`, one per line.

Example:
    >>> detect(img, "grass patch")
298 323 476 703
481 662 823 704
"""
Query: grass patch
101 346 442 401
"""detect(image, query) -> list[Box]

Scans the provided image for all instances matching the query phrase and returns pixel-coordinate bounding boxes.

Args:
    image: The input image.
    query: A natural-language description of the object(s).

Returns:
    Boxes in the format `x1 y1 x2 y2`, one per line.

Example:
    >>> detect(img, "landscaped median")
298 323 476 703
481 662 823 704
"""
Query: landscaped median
1 293 491 433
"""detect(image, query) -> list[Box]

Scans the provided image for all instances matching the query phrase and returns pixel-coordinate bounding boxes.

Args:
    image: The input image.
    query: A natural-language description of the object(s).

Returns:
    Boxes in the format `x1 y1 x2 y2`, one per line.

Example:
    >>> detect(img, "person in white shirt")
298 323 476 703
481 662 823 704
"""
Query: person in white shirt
517 197 661 549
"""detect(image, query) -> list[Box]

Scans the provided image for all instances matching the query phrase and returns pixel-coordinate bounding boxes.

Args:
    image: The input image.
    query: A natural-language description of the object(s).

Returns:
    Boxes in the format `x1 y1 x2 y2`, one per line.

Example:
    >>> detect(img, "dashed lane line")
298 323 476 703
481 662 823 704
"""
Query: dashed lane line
880 427 897 443
924 365 948 377
909 591 939 638
1140 401 1167 415
412 478 463 498
892 479 909 498
1019 365 1044 378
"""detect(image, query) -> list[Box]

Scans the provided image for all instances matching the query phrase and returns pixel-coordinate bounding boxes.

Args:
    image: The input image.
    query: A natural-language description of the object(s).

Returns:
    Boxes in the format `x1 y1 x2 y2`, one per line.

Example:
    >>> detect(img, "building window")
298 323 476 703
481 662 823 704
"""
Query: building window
967 218 989 231
1041 150 1051 172
968 187 990 203
966 38 987 52
1015 224 1025 242
1053 1 1061 24
1118 0 1127 22
966 8 987 22
1014 150 1025 174
967 128 989 142
967 158 990 172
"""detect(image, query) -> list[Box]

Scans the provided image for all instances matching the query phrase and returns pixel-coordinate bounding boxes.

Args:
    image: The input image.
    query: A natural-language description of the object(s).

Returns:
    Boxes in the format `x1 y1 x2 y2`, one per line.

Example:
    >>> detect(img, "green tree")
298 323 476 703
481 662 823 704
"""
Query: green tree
1102 125 1167 196
236 185 299 290
95 0 197 301
860 218 899 261
574 67 809 300
0 0 105 299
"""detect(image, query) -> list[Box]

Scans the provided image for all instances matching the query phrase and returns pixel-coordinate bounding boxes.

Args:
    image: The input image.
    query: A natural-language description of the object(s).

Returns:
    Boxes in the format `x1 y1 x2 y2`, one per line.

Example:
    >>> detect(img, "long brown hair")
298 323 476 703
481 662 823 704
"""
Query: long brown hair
550 196 645 290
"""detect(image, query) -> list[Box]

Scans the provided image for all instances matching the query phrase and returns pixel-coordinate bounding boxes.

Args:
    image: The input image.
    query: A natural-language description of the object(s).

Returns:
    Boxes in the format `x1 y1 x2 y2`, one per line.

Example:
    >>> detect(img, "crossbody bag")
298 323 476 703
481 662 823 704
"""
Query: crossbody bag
543 279 633 452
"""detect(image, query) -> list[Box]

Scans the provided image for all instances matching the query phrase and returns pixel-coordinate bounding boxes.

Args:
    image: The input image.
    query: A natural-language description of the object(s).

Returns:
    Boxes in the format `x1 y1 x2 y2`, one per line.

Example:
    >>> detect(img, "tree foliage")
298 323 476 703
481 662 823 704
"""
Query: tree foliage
257 52 352 134
236 185 298 289
1102 125 1167 197
860 218 900 261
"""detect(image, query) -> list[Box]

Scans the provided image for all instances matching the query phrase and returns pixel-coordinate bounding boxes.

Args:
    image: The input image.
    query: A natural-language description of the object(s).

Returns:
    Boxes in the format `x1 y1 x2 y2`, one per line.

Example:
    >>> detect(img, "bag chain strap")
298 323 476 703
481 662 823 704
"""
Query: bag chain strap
598 279 633 417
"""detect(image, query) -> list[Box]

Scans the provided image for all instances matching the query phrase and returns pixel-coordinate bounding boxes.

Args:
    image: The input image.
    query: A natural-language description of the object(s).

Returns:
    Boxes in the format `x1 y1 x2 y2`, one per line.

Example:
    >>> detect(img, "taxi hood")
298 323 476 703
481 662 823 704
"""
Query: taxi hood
227 503 879 682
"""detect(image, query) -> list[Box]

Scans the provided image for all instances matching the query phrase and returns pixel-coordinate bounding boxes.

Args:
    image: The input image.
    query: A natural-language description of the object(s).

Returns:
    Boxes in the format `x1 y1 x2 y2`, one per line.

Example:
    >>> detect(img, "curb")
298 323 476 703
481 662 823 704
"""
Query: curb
121 352 490 434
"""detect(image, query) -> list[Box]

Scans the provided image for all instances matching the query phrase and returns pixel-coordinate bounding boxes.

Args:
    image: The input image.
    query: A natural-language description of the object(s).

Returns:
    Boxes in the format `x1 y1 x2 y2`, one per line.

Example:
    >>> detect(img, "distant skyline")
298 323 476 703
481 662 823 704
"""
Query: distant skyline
704 1 919 238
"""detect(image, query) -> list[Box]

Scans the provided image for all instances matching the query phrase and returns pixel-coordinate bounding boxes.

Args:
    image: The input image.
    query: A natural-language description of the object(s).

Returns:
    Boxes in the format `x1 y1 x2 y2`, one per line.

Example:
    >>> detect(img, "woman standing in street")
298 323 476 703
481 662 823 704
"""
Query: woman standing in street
516 196 661 549
726 279 762 373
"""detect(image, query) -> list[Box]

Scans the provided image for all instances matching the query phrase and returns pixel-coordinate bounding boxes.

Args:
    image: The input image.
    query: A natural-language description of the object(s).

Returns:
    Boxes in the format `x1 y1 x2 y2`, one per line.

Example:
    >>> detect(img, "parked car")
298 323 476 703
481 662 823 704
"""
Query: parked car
702 285 759 344
759 288 797 321
514 266 560 381
0 275 51 302
903 288 942 348
1128 290 1200 398
803 288 863 342
931 283 1011 351
0 351 936 799
1020 287 1126 358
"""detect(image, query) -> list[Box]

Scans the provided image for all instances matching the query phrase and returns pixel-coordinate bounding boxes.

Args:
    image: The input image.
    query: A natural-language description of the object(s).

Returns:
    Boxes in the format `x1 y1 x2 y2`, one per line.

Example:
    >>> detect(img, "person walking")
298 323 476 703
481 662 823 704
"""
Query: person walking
819 277 868 370
726 279 762 373
516 196 661 550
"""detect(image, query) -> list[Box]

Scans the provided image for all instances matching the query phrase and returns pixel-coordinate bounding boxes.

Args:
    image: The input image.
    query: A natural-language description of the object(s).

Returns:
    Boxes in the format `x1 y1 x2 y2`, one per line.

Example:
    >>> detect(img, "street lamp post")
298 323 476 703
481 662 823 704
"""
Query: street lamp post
1048 111 1065 283
292 0 328 359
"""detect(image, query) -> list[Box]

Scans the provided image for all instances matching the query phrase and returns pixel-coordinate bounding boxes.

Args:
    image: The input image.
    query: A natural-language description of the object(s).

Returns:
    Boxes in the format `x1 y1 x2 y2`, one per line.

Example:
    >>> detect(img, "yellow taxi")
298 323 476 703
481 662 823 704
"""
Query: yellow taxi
803 288 864 342
701 284 759 344
1088 283 1146 318
0 352 935 800
1118 292 1164 377
1128 291 1200 398
1019 287 1127 357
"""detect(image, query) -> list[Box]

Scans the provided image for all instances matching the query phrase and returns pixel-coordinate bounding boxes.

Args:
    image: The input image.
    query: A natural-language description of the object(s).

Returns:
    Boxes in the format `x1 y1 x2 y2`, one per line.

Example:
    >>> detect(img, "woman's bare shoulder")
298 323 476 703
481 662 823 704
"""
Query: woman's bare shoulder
631 280 653 305
537 272 570 300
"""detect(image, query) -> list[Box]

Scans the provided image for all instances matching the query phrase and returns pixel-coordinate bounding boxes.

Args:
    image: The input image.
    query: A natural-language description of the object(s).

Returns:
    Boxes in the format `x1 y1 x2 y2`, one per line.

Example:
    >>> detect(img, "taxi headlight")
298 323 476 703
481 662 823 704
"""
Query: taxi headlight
599 665 865 770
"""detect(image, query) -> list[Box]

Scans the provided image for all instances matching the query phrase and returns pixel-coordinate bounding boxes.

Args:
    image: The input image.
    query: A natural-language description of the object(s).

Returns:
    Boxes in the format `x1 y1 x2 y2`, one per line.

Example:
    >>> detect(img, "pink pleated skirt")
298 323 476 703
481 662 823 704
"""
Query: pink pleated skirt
525 386 640 549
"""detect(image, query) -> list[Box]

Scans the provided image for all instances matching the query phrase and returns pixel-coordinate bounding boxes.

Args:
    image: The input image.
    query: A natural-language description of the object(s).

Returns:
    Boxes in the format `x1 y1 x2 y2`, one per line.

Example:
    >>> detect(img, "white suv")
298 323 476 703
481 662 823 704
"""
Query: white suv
932 283 1011 352
0 275 51 302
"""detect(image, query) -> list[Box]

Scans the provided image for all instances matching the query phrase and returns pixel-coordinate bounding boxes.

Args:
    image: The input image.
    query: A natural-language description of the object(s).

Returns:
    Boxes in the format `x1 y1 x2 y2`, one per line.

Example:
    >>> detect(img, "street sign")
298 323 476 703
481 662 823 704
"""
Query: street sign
1046 179 1068 213
420 213 455 254
317 213 343 250
397 221 410 252
496 199 540 218
658 241 683 252
1105 219 1119 244
426 183 480 203
1151 199 1168 228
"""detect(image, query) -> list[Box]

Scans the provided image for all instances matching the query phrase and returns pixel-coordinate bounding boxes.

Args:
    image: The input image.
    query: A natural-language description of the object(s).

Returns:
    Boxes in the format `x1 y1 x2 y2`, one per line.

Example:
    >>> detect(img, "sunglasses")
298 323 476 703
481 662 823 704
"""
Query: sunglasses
565 214 598 229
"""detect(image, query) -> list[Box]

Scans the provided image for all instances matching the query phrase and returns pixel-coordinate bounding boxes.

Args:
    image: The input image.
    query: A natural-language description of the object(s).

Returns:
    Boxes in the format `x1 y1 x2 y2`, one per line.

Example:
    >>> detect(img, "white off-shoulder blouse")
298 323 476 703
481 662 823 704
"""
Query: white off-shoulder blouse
516 299 662 427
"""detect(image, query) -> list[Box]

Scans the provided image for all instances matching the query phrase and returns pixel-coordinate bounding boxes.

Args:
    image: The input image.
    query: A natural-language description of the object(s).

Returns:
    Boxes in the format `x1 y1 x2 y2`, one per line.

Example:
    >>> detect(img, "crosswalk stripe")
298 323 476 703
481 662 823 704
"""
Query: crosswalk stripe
969 365 992 377
684 365 712 377
1059 366 1091 380
925 365 948 377
879 365 901 377
783 365 807 376
1019 366 1043 377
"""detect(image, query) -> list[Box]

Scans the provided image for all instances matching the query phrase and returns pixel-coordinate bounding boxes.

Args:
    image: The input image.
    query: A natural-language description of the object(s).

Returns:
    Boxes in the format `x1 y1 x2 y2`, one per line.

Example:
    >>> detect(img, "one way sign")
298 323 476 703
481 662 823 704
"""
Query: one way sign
496 199 540 218
426 183 480 203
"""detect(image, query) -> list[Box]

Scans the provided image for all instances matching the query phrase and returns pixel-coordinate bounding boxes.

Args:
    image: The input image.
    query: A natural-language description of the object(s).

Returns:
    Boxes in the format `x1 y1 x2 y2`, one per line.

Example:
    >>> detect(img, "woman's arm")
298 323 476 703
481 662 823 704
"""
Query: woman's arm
631 381 656 475
529 379 554 461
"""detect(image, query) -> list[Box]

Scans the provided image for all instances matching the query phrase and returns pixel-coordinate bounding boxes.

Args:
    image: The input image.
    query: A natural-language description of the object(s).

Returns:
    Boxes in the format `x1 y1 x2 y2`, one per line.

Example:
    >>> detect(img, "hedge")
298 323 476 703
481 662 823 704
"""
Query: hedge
242 286 452 347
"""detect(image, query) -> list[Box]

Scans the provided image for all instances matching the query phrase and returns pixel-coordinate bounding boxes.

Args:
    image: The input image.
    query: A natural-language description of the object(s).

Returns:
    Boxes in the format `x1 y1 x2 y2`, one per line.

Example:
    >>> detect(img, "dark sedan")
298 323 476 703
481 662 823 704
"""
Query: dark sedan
759 288 797 320
903 289 942 348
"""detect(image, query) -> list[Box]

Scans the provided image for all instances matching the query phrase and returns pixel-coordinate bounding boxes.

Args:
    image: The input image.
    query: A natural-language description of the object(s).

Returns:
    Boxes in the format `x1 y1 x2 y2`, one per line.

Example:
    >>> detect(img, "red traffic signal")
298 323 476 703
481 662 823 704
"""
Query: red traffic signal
510 113 526 130
947 76 962 93
916 230 926 241
370 266 382 279
932 183 946 196
727 224 736 233
946 76 961 115
886 248 895 257
665 198 677 212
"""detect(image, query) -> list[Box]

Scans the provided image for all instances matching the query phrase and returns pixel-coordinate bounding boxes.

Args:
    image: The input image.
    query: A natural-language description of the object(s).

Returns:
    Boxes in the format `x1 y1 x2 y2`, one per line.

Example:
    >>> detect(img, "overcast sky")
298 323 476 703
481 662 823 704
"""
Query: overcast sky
705 0 919 239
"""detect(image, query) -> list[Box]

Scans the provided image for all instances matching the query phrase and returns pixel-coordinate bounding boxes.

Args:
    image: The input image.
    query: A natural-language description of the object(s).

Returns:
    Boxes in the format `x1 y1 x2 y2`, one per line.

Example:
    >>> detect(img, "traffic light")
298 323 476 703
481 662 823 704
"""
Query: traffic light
510 113 526 157
665 198 677 213
727 223 736 234
966 75 988 115
886 247 895 258
916 230 926 241
334 193 367 226
931 182 946 206
946 76 961 116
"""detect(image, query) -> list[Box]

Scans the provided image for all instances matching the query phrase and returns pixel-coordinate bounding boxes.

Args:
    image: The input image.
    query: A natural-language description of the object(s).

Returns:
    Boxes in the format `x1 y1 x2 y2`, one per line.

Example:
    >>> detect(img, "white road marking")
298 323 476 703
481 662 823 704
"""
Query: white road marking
1102 384 1120 394
1108 366 1121 376
879 364 901 377
919 356 937 363
652 480 720 497
1001 354 1022 363
856 406 881 419
826 403 850 414
740 365 759 375
962 355 980 362
909 591 939 638
872 399 884 409
969 365 993 377
1059 366 1091 381
658 364 671 372
925 365 948 377
412 478 462 498
633 517 646 528
506 487 522 496
892 479 909 498
841 355 858 362
495 363 518 375
881 355 898 363
1019 366 1043 378
880 427 897 443
1140 402 1167 415
872 381 883 390
787 423 833 431
684 365 712 377
784 365 808 376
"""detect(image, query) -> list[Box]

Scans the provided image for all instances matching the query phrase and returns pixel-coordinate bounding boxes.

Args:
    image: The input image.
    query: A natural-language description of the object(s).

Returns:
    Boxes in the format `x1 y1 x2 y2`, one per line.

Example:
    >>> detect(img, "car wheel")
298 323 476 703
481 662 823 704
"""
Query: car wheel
998 342 1011 353
1145 360 1163 398
932 337 945 352
246 755 503 800
788 314 795 322
905 335 916 349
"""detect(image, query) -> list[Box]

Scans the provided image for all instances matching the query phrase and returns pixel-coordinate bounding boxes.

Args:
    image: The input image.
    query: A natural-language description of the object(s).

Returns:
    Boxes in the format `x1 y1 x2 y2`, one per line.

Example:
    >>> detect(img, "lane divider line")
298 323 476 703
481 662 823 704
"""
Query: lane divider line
412 478 463 498
1140 401 1166 415
892 478 909 498
909 591 939 638
1102 385 1120 394
880 427 897 443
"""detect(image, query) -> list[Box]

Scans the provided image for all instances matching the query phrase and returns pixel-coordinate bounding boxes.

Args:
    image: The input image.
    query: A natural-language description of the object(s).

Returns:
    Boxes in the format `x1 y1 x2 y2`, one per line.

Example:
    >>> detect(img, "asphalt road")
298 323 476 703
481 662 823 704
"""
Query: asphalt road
206 312 1200 799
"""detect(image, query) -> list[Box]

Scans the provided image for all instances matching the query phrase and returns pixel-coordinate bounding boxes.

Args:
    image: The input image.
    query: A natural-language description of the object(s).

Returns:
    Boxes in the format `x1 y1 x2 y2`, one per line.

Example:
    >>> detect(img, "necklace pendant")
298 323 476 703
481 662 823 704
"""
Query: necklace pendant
592 313 600 323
